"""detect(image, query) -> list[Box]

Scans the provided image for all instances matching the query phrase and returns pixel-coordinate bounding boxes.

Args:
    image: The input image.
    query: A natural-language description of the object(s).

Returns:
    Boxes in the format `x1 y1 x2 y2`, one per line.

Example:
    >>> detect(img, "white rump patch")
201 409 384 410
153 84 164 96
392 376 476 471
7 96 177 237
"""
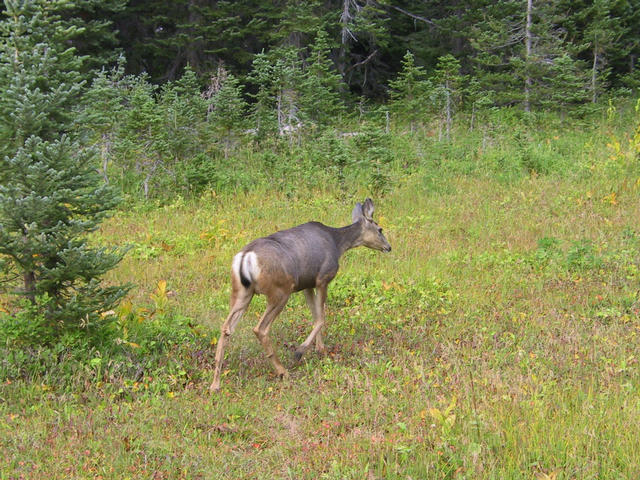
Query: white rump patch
231 252 243 277
243 251 260 282
232 251 261 285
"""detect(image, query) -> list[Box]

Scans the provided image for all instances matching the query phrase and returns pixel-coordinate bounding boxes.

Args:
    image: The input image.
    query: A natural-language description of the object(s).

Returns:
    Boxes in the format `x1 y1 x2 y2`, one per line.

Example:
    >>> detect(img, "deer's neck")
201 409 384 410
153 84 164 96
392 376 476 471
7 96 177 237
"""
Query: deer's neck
333 222 364 256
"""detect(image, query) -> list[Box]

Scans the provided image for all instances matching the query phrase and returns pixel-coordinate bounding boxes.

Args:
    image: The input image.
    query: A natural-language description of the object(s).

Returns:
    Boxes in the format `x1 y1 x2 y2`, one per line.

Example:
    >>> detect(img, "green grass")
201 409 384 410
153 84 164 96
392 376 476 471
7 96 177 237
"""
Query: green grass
3 111 640 478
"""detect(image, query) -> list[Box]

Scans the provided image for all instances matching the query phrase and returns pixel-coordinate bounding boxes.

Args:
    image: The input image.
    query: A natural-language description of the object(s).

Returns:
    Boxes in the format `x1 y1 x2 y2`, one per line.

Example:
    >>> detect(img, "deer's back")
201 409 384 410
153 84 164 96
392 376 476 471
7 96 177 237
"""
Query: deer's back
245 222 340 292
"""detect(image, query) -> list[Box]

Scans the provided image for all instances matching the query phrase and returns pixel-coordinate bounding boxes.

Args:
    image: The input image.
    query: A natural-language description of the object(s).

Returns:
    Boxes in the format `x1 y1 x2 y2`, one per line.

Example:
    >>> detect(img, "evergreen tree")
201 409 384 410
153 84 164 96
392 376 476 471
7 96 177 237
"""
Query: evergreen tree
83 56 128 184
433 54 464 140
248 51 279 136
557 0 633 97
248 46 306 136
271 46 306 134
59 0 126 73
469 0 526 107
301 29 346 126
204 65 247 155
113 73 165 197
267 0 324 48
158 66 209 167
388 50 432 131
0 0 84 158
540 53 591 116
582 0 624 102
471 0 576 111
465 76 493 131
0 0 635 102
606 0 640 90
0 0 129 332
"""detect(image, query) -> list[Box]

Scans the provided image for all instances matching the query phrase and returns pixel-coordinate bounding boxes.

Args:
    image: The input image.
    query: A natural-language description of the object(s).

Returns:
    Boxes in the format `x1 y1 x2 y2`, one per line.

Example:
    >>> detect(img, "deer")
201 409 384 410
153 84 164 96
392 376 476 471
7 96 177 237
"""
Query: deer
210 198 391 392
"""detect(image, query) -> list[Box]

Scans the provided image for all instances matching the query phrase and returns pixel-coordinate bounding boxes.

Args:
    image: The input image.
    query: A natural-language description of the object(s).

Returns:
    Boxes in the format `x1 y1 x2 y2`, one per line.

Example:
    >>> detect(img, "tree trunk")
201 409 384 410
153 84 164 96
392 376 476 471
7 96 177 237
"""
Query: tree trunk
524 0 533 112
338 0 357 79
100 134 110 184
276 91 283 134
445 83 452 141
340 0 354 47
143 174 150 199
186 0 204 70
592 45 599 104
470 103 476 132
23 270 36 304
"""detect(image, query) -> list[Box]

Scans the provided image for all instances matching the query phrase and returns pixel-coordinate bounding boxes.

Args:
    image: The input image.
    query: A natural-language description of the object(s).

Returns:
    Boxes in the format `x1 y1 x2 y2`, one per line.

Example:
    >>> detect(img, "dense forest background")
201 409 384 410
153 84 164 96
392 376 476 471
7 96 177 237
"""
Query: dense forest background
1 0 633 201
39 0 640 98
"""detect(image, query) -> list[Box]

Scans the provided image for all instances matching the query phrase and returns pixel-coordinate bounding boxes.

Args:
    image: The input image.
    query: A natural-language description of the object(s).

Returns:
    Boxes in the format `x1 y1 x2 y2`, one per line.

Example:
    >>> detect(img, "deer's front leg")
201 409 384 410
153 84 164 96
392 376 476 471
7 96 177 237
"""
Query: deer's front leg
295 285 327 362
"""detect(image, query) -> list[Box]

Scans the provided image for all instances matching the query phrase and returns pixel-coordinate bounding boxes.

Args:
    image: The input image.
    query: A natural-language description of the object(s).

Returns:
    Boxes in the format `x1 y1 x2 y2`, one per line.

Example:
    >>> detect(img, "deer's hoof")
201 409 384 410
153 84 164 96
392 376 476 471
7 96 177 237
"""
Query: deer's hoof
293 348 305 363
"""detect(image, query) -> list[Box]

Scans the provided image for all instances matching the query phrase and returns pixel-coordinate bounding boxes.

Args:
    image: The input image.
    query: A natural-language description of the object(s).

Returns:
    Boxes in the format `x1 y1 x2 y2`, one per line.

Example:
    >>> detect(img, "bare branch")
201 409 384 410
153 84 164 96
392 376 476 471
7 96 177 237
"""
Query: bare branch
347 49 378 72
389 5 440 28
340 0 361 45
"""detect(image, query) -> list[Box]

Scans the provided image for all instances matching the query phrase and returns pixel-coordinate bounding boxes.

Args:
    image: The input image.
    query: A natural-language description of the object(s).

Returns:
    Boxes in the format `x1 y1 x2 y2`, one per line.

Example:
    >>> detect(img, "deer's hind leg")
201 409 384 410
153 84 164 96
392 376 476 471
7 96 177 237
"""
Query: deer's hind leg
253 290 290 378
210 277 254 392
294 284 328 362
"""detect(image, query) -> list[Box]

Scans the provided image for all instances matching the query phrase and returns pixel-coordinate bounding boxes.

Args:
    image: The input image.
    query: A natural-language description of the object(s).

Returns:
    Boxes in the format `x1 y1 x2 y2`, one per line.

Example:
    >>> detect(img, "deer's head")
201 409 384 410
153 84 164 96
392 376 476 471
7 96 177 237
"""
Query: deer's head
352 198 391 253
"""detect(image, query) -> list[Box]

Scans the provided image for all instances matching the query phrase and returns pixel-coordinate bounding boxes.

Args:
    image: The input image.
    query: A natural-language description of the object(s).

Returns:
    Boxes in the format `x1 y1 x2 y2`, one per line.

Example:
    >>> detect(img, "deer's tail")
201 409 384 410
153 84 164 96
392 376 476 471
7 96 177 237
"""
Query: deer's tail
232 251 260 288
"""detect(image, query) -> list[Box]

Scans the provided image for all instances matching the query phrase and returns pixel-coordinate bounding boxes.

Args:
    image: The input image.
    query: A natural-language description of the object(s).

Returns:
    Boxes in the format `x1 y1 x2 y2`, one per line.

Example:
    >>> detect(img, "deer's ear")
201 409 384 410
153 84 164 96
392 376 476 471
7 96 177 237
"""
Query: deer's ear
362 198 375 220
352 202 364 223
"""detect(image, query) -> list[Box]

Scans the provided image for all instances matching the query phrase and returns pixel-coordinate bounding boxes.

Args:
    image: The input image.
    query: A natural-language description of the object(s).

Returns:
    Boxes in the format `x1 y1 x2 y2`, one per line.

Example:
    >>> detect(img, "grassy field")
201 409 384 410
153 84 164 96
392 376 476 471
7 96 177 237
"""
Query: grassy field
3 113 640 478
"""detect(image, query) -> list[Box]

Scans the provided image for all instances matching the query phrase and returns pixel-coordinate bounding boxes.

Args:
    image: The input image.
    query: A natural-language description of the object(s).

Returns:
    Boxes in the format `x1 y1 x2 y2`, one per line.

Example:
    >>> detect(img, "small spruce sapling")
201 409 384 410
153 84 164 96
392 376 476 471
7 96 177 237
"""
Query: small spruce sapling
388 51 432 132
0 0 130 335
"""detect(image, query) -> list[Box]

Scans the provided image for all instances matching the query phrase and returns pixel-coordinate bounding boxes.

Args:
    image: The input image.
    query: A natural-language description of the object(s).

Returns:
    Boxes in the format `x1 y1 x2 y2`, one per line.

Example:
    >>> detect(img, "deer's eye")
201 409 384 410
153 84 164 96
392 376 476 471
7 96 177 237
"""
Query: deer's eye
378 227 383 234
